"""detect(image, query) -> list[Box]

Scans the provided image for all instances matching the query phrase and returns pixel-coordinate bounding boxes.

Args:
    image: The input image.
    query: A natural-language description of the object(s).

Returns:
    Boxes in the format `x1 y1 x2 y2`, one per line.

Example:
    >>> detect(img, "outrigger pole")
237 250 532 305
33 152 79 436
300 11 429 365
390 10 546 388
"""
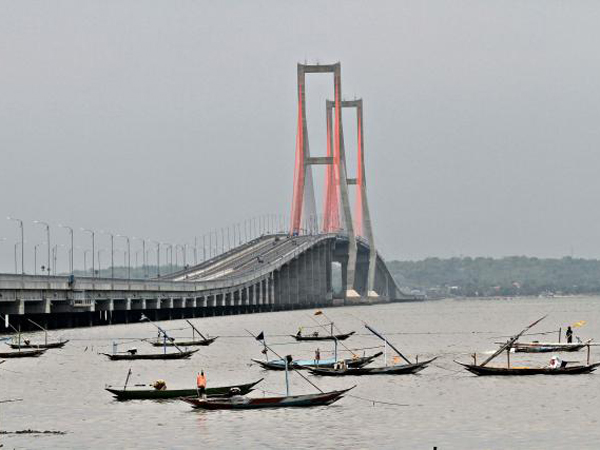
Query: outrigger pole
27 318 51 346
140 314 185 354
186 320 207 341
479 315 547 367
364 323 412 365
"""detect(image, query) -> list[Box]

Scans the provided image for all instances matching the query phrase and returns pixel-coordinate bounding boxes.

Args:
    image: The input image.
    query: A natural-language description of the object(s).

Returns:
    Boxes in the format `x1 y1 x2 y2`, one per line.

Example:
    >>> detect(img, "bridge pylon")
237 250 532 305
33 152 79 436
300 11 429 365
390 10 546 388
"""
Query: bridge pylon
289 62 359 299
326 98 378 298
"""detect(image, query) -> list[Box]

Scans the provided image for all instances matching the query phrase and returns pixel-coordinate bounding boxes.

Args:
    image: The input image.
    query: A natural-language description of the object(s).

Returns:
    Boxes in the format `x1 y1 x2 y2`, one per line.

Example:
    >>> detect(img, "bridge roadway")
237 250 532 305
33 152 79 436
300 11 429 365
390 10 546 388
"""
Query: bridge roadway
168 234 315 282
0 233 341 330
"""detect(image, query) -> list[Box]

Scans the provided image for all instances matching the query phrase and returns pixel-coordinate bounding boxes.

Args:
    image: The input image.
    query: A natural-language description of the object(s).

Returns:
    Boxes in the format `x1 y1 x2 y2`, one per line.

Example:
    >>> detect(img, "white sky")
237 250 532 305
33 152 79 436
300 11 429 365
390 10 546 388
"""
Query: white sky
1 1 600 273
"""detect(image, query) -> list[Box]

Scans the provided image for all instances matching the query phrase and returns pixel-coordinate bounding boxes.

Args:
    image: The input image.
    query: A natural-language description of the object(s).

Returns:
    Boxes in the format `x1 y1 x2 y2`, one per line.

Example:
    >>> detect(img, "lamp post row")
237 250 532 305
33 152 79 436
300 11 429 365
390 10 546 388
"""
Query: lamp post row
2 214 295 278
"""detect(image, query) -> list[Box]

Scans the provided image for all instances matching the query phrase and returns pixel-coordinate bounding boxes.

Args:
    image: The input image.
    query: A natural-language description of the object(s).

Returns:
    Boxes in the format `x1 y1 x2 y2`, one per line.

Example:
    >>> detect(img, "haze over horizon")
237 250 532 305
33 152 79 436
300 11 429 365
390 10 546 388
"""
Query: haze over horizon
2 1 600 274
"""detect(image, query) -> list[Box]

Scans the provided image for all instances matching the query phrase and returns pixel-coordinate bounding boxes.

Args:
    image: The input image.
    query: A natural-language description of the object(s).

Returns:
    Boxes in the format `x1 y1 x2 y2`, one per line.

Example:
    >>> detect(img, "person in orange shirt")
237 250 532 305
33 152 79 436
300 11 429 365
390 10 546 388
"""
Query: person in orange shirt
197 370 207 398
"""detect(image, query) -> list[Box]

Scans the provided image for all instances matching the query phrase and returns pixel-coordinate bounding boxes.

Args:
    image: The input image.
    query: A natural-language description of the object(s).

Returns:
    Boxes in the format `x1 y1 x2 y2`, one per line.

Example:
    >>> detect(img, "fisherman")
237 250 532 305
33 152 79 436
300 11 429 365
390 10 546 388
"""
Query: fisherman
549 355 563 369
315 348 321 364
296 327 302 337
229 387 248 404
152 379 167 391
197 370 207 398
566 326 573 343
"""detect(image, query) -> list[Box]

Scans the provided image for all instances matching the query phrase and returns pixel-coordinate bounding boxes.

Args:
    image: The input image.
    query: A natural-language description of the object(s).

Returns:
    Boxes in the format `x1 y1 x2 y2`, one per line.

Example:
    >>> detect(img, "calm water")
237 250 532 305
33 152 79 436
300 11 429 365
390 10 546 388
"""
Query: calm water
1 296 600 449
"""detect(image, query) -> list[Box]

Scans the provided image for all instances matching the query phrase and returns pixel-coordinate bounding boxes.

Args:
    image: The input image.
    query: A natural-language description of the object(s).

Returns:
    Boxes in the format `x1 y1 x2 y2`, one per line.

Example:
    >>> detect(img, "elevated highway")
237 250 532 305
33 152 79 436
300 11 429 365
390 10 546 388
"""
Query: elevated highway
0 233 407 330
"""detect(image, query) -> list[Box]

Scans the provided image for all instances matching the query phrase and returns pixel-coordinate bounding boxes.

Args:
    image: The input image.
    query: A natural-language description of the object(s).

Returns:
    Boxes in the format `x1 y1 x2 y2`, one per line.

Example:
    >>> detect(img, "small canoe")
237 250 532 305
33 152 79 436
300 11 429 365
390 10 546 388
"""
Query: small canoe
252 352 383 371
0 348 47 358
100 349 199 361
455 361 600 376
291 331 355 342
8 340 69 350
182 387 354 410
308 357 437 376
147 337 218 347
499 341 590 353
105 378 264 400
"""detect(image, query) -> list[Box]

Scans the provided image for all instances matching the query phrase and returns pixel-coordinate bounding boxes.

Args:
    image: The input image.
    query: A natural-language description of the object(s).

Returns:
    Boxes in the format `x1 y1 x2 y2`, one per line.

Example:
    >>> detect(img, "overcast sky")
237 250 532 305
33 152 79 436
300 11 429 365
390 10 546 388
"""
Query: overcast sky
2 1 600 273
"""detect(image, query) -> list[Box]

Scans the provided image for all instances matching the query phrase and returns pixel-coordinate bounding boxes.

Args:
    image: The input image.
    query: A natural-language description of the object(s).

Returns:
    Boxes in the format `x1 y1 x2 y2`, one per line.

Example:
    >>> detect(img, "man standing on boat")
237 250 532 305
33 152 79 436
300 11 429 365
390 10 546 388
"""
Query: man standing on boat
315 348 321 365
566 326 573 343
197 370 207 398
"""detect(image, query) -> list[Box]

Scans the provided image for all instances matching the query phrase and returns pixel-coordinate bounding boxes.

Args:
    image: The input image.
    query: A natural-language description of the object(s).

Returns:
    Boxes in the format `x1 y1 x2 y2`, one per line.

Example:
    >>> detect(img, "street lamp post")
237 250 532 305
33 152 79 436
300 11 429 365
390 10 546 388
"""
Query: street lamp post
59 224 74 275
133 237 147 278
34 244 39 275
116 235 131 280
194 237 198 266
8 217 24 275
33 220 50 277
151 241 160 278
81 228 95 278
100 231 115 279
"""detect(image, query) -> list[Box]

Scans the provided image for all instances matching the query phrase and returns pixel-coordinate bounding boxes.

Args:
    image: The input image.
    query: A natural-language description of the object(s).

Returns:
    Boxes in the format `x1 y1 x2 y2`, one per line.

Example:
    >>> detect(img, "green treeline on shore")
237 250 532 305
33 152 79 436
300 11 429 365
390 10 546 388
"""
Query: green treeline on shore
387 256 600 297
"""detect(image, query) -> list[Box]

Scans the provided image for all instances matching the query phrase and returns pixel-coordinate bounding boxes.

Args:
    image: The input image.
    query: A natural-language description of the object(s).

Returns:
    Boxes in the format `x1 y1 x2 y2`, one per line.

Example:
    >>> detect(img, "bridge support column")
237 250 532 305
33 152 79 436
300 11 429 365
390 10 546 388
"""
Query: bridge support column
258 280 263 306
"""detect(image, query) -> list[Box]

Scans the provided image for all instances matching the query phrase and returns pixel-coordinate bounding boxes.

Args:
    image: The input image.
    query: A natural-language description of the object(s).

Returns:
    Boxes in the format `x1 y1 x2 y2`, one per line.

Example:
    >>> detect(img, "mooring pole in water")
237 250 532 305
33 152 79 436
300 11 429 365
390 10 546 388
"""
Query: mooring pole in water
163 334 167 355
507 348 510 368
384 339 388 367
559 327 562 343
587 344 591 365
334 339 338 362
284 357 290 396
124 368 132 390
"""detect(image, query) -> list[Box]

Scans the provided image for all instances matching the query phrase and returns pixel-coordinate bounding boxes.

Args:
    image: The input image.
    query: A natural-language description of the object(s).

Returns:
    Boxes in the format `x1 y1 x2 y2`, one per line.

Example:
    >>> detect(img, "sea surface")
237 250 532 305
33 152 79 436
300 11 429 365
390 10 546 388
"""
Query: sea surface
1 296 600 449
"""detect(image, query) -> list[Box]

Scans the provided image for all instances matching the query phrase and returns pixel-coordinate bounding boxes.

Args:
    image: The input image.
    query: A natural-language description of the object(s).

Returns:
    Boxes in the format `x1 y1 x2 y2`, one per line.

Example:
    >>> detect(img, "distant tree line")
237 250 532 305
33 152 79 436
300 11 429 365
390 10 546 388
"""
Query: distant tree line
387 256 600 297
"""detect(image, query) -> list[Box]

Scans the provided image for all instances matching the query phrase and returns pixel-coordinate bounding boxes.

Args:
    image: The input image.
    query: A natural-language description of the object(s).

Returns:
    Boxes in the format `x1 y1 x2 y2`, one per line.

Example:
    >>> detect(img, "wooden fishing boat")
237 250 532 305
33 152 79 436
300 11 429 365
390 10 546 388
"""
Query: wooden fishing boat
455 361 600 376
308 357 437 376
457 315 600 376
182 387 354 410
105 379 264 400
291 331 355 342
252 352 383 371
499 341 590 353
0 348 47 358
8 339 69 350
147 337 217 347
100 349 199 361
0 360 5 365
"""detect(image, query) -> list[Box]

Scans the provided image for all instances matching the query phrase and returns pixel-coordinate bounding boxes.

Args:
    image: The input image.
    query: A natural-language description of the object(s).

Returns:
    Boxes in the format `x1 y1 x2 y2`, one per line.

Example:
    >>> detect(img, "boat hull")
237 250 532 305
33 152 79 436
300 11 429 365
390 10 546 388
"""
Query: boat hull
148 337 218 347
105 379 263 400
510 342 588 353
456 361 600 376
292 332 355 342
252 352 383 371
8 340 69 350
183 388 353 410
308 357 437 376
101 349 199 360
0 349 47 358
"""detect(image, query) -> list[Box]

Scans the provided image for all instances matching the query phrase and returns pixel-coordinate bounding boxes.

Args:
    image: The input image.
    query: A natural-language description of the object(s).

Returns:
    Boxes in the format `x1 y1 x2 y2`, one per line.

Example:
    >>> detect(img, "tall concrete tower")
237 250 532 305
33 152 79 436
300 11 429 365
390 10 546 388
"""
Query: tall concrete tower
290 62 358 297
